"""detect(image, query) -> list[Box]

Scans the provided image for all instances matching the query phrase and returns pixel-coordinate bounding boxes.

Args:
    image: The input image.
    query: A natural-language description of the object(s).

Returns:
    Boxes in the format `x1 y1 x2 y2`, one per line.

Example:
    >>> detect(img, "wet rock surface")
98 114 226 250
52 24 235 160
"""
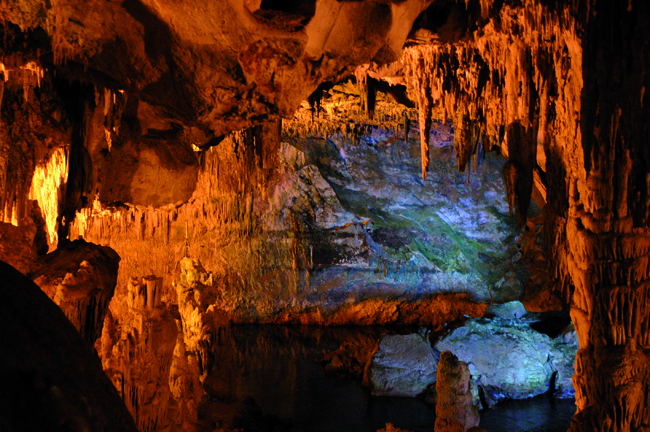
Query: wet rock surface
367 332 439 398
298 121 527 305
1 0 648 430
435 315 578 407
435 350 480 432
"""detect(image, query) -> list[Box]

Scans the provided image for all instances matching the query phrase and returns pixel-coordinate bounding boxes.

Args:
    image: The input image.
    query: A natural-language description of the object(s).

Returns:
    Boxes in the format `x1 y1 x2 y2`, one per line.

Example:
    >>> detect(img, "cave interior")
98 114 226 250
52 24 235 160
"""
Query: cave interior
0 0 649 431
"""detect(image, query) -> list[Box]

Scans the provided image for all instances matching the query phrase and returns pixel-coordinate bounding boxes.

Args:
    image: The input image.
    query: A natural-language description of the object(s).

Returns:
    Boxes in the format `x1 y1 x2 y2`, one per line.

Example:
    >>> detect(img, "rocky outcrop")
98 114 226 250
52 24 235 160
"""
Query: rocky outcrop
435 350 480 432
435 317 577 406
0 260 138 432
485 300 528 320
562 2 650 430
30 239 120 345
69 124 494 326
395 1 650 428
367 333 439 398
1 1 649 430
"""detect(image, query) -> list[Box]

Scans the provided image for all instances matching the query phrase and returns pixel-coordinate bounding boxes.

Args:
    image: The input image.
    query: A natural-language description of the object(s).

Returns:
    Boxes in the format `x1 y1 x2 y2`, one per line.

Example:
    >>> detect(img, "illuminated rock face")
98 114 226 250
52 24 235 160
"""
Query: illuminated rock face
0 0 433 137
368 333 439 398
397 1 650 430
30 239 120 345
435 318 577 406
173 257 229 378
100 273 190 431
564 3 650 430
0 220 39 274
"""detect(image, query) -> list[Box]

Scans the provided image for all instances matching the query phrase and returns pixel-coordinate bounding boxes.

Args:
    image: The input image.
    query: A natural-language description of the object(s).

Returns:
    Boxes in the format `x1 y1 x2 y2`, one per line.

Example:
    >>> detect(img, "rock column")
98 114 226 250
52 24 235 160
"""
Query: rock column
560 1 650 430
435 350 480 432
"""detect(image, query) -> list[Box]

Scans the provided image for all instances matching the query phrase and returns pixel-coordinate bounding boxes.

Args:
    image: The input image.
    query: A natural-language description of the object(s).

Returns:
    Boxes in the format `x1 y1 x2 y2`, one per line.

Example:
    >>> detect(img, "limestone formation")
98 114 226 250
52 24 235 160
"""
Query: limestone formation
30 239 120 345
101 271 190 431
435 317 577 406
0 220 38 274
173 257 228 378
435 350 480 432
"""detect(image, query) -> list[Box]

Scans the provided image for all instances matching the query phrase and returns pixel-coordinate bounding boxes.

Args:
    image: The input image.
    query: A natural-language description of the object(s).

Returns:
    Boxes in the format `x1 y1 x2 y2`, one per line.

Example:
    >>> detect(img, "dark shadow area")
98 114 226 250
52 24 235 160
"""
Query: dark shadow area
260 0 316 20
528 310 572 338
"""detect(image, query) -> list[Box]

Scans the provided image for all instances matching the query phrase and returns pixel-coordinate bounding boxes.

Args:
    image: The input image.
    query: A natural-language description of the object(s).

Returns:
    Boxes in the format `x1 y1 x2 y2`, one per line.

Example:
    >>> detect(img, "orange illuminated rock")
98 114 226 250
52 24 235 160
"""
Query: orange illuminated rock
30 239 120 345
0 220 38 274
435 350 480 432
0 1 649 430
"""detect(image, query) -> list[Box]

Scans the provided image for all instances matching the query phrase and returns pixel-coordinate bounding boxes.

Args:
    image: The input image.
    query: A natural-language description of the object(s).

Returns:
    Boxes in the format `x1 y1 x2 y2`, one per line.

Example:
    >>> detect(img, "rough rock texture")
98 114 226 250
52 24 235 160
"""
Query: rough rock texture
367 332 439 398
435 317 577 406
101 271 198 431
486 300 528 320
173 257 229 379
563 3 650 430
292 113 528 305
0 220 38 274
67 123 493 327
0 260 138 432
30 239 120 345
0 0 433 138
396 1 650 429
1 0 649 430
435 350 480 432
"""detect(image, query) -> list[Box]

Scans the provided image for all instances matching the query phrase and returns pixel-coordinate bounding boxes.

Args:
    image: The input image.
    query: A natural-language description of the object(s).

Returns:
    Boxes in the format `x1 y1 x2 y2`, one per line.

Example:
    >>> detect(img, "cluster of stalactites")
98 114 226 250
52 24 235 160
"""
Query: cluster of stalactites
0 56 48 228
399 0 581 222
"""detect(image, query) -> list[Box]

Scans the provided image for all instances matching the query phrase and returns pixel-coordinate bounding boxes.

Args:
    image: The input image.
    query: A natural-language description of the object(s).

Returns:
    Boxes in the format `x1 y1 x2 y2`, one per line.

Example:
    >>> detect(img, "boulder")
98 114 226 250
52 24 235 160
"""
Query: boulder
367 333 439 397
486 300 528 319
435 318 576 406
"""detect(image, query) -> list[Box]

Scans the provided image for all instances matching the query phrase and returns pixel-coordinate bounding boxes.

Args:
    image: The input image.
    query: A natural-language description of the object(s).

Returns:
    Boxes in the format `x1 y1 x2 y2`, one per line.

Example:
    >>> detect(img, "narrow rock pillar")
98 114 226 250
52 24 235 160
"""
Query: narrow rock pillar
435 350 480 432
561 2 650 430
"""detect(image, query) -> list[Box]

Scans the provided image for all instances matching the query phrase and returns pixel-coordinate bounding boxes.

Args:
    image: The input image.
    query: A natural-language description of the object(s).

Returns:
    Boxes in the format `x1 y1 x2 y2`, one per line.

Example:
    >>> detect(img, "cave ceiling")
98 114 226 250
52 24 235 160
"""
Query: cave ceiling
0 0 435 138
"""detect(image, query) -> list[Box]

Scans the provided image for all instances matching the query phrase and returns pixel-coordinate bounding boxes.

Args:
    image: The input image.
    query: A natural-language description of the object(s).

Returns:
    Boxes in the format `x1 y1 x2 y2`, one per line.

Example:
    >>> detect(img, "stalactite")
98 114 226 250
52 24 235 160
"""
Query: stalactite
28 147 68 248
418 86 432 180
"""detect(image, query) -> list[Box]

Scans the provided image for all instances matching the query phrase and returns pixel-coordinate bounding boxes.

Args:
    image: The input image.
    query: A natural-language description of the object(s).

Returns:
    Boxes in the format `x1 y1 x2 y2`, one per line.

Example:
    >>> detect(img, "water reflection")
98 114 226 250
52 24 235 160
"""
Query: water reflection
200 325 575 432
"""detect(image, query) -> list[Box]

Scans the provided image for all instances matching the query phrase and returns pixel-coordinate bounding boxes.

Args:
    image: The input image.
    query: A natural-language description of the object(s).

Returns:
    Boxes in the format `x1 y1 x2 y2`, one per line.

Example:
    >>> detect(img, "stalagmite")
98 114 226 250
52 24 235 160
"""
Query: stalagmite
435 351 480 432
